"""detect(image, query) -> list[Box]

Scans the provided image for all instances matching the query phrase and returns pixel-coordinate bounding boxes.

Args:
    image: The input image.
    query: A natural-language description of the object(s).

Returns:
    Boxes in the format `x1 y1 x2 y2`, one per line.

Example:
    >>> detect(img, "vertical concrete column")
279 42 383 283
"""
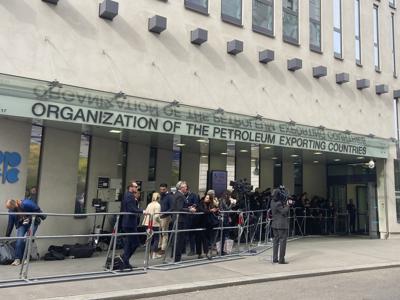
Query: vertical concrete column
260 158 274 190
0 119 31 230
87 137 121 206
209 139 226 171
126 141 150 198
181 150 200 193
303 163 327 198
156 147 173 189
282 160 295 194
376 145 397 238
38 127 83 251
235 143 251 182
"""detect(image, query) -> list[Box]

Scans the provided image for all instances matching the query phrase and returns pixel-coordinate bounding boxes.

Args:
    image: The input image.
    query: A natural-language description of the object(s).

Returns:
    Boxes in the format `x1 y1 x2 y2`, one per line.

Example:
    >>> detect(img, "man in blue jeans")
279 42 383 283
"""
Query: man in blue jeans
5 198 44 266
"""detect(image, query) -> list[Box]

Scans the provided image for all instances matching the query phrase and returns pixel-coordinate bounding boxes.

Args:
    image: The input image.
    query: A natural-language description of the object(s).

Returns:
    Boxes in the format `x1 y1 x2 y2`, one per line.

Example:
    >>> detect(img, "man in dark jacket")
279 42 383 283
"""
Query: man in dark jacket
5 198 44 266
172 181 195 262
271 186 290 264
120 183 143 269
159 183 173 255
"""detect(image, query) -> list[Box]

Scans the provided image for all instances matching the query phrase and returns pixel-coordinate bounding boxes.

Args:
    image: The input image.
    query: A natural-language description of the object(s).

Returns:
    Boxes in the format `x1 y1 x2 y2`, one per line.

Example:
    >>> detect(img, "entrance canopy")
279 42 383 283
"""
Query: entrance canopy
0 73 390 158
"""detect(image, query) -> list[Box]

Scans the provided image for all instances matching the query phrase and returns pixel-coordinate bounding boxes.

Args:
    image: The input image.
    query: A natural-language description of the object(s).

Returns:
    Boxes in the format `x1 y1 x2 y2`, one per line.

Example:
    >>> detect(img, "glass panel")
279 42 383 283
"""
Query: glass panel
333 0 341 29
283 12 298 41
26 125 43 203
310 22 321 49
355 39 361 62
253 0 274 32
222 0 242 20
309 0 320 21
334 30 342 56
374 46 379 69
226 142 235 188
250 144 260 189
283 0 298 11
391 13 396 76
354 0 360 36
74 134 90 214
394 160 400 222
198 143 209 196
186 0 208 8
373 7 378 44
171 135 182 187
148 147 157 181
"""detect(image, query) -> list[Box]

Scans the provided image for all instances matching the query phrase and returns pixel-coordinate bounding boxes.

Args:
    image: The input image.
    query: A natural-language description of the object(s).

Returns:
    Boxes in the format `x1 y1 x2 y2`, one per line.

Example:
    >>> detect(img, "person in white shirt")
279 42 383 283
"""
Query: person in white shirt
142 192 162 259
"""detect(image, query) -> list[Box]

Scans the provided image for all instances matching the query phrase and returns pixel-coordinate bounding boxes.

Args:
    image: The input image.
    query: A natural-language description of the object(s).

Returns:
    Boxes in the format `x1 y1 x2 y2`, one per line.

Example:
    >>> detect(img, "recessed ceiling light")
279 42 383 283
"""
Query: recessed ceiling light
333 158 341 162
291 154 299 157
251 159 256 162
272 157 278 160
264 146 271 149
221 152 228 155
313 160 319 163
109 129 121 133
275 164 281 167
314 152 322 155
293 162 299 165
201 155 208 158
116 163 122 166
357 156 364 160
240 149 248 153
176 143 186 147
196 139 208 143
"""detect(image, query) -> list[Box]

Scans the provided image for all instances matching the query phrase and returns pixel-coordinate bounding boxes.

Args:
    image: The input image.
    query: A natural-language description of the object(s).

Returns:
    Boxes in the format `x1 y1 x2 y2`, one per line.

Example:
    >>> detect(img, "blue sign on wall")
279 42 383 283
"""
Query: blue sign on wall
0 151 21 184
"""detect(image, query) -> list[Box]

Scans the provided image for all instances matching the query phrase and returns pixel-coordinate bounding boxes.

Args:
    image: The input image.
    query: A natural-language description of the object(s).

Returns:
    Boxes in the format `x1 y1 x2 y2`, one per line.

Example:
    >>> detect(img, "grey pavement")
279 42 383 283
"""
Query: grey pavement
0 236 399 299
146 268 400 300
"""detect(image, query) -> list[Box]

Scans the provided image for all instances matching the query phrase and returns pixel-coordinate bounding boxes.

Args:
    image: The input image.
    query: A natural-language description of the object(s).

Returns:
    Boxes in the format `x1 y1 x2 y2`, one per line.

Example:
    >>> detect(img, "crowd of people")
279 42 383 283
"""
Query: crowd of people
3 182 359 270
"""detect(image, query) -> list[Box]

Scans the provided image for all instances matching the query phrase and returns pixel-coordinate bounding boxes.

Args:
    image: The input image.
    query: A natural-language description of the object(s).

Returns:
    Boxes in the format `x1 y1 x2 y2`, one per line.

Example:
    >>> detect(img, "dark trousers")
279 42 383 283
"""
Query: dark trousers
272 228 288 263
151 227 160 252
174 222 186 262
121 227 140 267
195 231 208 255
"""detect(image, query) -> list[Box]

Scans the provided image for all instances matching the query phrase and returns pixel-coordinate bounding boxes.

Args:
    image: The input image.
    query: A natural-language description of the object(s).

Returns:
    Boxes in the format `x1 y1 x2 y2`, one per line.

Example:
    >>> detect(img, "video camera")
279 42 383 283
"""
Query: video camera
230 179 253 194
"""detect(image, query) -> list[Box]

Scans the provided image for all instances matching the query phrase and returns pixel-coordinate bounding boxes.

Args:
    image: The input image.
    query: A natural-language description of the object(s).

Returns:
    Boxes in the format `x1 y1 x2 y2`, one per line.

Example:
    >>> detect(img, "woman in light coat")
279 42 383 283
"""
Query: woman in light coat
142 192 161 259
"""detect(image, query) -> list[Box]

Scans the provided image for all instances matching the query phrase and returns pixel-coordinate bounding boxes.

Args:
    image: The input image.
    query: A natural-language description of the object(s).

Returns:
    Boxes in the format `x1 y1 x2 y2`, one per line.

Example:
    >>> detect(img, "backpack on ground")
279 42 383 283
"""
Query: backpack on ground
105 256 123 270
0 242 15 265
63 243 95 259
43 250 65 261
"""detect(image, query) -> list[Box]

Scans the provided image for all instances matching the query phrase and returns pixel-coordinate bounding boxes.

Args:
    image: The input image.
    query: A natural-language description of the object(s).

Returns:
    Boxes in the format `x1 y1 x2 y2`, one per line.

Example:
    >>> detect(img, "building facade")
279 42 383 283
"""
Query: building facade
0 0 400 249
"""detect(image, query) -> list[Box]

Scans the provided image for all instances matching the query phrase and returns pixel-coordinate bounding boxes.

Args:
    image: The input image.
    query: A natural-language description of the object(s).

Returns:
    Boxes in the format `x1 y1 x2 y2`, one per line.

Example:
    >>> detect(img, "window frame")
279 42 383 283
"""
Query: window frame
354 0 362 65
309 0 322 53
184 0 209 16
282 0 300 45
252 0 274 37
391 12 397 77
333 0 343 59
221 0 243 27
373 4 380 72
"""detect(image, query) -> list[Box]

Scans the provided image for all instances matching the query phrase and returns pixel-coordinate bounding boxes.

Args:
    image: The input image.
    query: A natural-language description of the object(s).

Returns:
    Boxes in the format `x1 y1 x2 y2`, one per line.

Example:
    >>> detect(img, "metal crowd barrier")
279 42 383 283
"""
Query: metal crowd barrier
0 208 296 287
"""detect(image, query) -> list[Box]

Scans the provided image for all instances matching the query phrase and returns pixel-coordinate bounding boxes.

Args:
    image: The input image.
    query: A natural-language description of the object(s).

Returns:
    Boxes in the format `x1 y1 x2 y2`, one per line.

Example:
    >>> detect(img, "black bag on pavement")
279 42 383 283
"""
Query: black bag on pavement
63 244 95 258
0 242 15 265
105 256 123 270
43 250 65 261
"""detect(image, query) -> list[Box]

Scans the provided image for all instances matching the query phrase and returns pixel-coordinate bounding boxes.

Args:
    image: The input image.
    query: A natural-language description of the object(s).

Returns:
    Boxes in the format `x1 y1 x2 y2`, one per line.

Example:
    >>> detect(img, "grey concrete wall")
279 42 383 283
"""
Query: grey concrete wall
303 163 327 198
0 119 31 233
259 158 274 190
37 127 84 252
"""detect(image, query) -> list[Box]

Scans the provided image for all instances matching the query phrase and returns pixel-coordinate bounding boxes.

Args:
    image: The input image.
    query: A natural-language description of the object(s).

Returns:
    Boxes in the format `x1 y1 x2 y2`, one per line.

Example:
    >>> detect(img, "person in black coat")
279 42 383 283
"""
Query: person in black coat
120 183 143 269
271 186 290 264
172 181 196 262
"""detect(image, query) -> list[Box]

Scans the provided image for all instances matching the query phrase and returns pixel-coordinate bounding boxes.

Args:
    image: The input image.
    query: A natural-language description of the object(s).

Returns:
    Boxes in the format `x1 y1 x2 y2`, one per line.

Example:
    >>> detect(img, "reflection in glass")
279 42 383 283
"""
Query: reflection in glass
222 0 242 24
226 142 235 188
252 0 274 35
283 0 298 43
373 5 380 70
74 134 91 214
251 145 260 190
354 0 361 63
333 0 342 58
26 125 43 202
309 0 321 51
185 0 208 14
171 135 182 187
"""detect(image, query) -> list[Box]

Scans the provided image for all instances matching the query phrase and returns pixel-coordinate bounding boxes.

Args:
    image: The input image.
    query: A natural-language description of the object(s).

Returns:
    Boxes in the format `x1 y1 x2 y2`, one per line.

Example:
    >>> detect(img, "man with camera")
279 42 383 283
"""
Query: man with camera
271 186 291 264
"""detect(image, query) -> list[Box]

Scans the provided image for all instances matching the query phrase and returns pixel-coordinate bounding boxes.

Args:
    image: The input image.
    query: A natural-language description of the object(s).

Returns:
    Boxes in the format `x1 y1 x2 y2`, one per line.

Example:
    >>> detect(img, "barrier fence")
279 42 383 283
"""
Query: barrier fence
0 207 357 287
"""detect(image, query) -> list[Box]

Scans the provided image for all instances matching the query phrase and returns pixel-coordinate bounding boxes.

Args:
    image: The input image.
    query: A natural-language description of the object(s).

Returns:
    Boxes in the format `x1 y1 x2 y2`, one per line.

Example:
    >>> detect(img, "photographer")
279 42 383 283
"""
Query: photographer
271 186 291 264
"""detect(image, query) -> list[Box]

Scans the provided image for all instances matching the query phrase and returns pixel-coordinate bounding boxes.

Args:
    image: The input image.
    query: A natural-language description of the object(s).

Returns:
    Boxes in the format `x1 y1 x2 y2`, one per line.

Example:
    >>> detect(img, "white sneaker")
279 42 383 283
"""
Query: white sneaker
11 259 21 266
